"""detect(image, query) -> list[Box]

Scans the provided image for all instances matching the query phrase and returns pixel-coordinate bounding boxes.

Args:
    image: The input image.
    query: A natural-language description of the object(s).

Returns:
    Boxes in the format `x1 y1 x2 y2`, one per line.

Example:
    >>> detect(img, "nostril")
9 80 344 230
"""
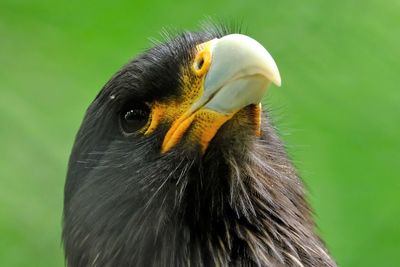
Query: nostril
195 57 204 71
192 49 211 76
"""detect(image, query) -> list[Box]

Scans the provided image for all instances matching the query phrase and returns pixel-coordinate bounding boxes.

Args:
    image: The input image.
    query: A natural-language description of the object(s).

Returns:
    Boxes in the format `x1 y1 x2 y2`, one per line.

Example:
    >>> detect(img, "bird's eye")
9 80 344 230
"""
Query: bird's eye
119 102 150 135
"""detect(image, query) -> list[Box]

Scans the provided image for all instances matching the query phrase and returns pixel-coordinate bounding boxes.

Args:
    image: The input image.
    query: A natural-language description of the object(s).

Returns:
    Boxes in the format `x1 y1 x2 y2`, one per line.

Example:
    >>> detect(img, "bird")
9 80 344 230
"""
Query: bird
63 24 337 267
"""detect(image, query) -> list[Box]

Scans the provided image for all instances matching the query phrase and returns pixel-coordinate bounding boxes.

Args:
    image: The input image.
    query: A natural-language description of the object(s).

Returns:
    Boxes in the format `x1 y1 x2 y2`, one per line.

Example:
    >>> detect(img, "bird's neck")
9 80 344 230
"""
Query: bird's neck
140 138 335 266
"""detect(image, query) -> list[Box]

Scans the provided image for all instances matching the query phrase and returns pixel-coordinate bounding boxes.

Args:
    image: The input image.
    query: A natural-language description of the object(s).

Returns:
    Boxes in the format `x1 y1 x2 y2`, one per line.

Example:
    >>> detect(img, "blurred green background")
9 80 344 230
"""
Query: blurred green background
1 0 399 266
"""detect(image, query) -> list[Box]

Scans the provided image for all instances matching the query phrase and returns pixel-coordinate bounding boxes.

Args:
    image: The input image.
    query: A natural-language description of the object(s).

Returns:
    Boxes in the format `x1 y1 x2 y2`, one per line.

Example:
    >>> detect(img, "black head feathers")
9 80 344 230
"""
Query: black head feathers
63 24 336 267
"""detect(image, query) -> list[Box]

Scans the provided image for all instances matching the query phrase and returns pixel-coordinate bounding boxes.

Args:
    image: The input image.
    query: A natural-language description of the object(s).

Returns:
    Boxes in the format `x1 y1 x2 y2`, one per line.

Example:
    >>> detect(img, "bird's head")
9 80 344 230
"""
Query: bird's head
64 27 316 266
65 27 281 203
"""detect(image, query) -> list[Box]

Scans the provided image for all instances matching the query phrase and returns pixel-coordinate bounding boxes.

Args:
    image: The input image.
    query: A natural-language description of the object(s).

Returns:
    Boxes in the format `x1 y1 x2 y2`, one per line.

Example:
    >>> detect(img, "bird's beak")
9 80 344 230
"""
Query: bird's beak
161 34 281 153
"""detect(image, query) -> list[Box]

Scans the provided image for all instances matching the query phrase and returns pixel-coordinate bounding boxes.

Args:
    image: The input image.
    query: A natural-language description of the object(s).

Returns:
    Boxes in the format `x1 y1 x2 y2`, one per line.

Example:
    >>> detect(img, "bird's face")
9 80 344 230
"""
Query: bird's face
64 28 283 265
102 33 280 156
66 30 280 179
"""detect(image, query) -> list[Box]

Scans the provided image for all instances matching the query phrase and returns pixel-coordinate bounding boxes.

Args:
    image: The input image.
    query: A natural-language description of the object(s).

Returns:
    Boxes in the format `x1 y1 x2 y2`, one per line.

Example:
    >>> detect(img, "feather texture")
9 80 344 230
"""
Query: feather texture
63 24 336 267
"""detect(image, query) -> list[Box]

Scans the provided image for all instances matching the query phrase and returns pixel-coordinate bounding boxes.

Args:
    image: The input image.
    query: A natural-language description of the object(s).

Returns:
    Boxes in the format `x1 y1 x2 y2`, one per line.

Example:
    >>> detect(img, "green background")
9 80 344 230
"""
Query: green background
1 0 399 266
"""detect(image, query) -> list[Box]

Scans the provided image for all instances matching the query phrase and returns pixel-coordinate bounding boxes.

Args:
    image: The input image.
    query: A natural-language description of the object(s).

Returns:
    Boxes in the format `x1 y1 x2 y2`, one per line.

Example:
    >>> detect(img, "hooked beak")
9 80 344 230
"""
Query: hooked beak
161 34 281 154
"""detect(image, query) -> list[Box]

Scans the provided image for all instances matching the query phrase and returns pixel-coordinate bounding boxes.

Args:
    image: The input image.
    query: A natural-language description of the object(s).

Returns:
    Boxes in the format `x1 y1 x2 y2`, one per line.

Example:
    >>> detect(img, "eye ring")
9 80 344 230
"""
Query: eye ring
119 101 151 135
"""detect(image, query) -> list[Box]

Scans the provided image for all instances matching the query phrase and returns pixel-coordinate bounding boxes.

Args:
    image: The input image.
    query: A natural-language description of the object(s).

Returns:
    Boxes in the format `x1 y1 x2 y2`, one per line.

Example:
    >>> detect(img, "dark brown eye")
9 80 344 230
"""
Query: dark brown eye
119 102 150 134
